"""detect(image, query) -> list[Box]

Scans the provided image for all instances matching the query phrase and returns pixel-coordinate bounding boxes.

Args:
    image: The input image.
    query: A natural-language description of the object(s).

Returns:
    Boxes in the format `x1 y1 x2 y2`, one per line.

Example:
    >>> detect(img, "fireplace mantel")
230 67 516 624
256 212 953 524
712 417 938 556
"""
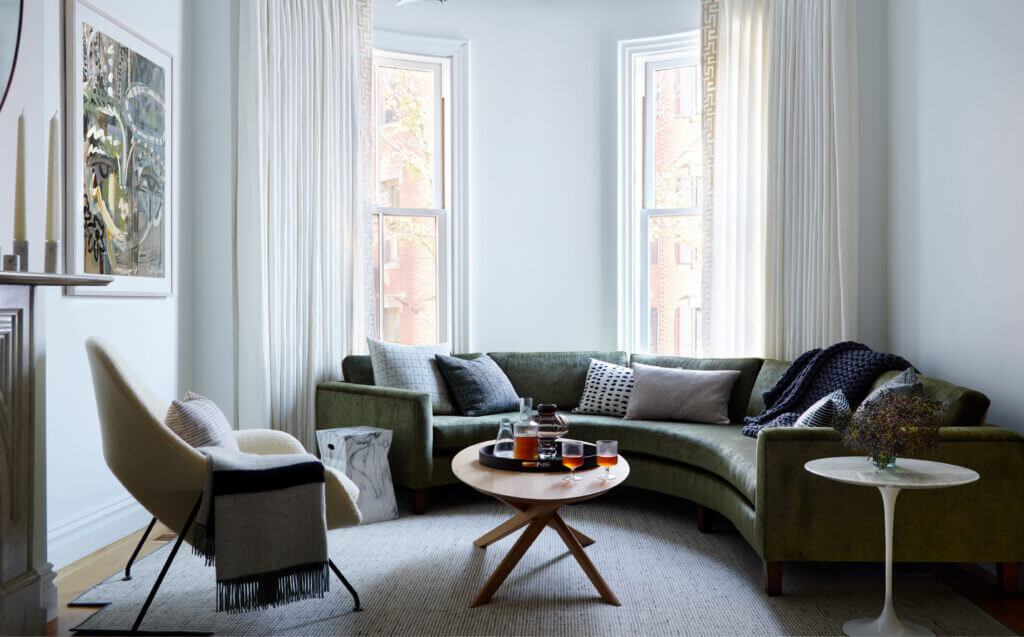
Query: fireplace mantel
0 272 110 634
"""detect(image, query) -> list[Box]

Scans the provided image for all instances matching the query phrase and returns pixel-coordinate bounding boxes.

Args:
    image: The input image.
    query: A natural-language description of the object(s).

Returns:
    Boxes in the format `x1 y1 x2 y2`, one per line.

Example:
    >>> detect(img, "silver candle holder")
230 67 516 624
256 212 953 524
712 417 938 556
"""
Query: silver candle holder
12 240 28 272
44 241 59 273
3 254 20 272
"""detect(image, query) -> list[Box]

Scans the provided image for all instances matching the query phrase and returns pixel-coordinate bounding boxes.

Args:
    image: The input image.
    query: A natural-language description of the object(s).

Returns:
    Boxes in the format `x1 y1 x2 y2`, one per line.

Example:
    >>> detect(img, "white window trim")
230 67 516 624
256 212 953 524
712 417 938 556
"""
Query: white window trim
373 31 470 351
616 32 699 354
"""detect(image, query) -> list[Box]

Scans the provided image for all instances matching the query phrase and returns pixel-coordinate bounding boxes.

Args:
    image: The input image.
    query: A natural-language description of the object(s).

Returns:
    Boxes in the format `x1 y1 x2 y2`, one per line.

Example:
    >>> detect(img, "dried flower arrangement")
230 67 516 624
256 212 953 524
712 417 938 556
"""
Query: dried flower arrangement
838 391 943 468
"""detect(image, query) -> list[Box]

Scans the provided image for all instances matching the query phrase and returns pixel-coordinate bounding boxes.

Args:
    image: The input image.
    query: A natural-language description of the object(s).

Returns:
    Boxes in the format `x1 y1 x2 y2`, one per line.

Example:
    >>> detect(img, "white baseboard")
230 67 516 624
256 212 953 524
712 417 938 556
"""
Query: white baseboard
47 494 152 570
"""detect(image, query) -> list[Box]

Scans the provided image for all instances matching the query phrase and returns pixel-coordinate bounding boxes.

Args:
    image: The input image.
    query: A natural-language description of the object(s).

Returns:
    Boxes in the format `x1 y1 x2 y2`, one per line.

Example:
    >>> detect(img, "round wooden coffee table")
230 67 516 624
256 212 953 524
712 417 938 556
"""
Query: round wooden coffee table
452 441 630 607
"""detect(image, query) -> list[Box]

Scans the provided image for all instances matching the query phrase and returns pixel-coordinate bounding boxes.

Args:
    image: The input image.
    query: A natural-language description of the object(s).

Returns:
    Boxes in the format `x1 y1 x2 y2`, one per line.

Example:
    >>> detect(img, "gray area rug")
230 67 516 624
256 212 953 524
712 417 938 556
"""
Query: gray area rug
72 489 1010 635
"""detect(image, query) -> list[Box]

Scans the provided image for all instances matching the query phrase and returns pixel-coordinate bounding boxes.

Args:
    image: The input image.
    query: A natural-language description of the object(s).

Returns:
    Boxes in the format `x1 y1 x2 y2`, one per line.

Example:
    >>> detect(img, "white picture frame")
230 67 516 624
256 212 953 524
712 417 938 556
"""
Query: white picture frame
64 0 173 296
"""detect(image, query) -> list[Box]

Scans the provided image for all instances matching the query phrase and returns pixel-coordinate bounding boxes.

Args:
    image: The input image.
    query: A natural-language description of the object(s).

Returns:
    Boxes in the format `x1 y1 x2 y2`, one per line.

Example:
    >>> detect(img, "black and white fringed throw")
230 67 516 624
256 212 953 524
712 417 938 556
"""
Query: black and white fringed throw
194 447 330 613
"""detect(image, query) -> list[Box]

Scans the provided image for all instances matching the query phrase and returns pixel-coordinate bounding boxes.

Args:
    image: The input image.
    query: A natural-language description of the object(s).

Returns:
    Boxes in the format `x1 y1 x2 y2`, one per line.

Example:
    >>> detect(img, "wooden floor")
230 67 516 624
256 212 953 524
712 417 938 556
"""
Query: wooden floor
49 522 174 636
48 522 1024 636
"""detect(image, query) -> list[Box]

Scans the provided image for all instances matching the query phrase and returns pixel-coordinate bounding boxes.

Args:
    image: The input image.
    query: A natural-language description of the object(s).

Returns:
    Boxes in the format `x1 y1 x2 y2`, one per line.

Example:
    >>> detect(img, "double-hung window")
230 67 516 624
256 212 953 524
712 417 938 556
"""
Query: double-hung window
370 49 451 346
619 34 703 357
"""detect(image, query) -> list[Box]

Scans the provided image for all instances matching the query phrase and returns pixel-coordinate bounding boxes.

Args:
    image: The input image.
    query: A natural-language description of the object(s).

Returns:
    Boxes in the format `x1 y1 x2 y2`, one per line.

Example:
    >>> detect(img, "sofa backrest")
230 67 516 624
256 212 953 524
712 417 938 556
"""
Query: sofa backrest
487 351 628 410
341 353 479 386
342 355 375 385
745 360 991 427
630 354 764 424
746 359 790 418
870 370 990 427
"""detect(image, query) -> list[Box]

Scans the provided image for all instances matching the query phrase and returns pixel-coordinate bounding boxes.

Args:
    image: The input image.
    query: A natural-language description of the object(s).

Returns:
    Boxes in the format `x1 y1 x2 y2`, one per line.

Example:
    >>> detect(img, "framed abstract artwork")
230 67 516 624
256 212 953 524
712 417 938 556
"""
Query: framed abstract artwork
64 0 173 296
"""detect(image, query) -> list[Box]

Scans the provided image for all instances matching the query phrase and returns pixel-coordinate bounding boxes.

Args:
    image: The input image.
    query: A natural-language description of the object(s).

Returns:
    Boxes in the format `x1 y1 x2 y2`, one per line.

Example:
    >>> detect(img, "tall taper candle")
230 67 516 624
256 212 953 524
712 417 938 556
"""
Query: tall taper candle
46 114 60 242
13 112 26 241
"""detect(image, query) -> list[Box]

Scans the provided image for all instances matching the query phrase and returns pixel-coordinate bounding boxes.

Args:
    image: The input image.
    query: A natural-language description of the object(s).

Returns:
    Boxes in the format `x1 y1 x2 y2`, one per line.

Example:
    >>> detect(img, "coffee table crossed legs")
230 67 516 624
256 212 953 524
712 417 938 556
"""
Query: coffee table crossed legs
469 496 620 608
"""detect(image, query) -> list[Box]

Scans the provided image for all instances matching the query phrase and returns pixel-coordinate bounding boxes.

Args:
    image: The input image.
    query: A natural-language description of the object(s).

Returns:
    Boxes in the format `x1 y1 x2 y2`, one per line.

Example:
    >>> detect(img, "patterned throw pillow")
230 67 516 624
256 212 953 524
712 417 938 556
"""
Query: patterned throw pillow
434 354 519 417
794 390 851 428
573 359 635 417
165 391 240 452
861 368 923 406
367 337 455 414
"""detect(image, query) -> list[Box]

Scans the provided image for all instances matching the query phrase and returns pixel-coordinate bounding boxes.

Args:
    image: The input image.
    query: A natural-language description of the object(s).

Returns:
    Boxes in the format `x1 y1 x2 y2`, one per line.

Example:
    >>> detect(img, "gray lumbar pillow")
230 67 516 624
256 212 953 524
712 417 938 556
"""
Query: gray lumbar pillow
165 391 240 452
434 353 519 417
624 363 740 424
795 390 851 428
367 337 455 414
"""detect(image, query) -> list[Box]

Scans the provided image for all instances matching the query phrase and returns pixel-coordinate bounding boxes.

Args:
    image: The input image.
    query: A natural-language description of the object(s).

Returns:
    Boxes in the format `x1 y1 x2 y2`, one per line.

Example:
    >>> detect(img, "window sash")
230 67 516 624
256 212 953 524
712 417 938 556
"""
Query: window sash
371 46 454 346
371 207 449 344
643 55 700 211
638 207 700 353
373 54 446 210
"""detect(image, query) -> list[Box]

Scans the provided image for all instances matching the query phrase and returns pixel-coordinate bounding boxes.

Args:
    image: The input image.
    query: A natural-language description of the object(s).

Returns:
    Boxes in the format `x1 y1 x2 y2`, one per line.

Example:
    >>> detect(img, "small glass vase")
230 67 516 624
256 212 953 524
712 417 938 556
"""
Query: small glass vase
493 418 515 458
869 452 896 469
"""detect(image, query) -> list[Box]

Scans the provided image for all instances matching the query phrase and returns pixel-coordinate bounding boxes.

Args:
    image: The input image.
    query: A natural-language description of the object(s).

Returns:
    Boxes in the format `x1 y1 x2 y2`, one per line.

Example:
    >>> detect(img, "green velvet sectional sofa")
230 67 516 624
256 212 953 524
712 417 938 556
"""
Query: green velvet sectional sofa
316 350 1024 595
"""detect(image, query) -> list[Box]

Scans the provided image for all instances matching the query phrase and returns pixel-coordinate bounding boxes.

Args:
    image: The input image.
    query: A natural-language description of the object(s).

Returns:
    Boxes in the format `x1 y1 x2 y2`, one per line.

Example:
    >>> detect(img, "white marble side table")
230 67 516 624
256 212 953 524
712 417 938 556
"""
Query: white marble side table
805 457 979 637
317 426 398 524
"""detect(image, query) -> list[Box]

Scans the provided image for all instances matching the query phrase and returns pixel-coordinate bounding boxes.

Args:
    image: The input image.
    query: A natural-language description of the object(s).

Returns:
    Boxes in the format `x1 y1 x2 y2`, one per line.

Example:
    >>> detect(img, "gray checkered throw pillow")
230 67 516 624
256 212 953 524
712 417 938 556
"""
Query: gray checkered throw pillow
367 338 455 414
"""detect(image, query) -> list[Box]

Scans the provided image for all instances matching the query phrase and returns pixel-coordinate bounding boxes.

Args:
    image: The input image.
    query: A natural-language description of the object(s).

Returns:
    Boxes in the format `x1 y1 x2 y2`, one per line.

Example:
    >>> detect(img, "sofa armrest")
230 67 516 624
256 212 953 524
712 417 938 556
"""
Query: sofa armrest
316 382 434 489
755 425 1024 563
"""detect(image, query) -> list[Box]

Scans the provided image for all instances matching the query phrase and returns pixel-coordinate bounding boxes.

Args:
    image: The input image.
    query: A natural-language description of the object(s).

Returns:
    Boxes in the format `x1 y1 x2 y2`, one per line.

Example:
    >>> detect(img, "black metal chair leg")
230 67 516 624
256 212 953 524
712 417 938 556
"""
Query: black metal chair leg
123 517 158 580
130 498 202 633
328 559 363 611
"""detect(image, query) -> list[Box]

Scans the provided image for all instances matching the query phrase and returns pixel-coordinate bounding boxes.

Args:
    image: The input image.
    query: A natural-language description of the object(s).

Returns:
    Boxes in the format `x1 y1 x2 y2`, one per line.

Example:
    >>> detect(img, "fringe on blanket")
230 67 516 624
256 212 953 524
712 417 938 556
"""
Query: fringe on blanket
192 522 216 566
192 522 330 612
216 562 331 613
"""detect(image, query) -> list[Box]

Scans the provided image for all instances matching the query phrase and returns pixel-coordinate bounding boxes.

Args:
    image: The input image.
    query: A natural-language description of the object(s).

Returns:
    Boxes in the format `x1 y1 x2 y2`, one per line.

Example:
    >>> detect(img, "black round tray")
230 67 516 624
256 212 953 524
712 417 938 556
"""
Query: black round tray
478 441 598 472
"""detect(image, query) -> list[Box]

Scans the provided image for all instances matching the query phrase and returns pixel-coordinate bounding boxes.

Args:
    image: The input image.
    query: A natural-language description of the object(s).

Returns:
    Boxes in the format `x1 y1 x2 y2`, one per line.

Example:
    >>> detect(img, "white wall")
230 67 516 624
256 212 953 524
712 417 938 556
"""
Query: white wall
0 0 185 568
182 0 238 425
373 0 700 352
855 0 889 351
887 0 1024 434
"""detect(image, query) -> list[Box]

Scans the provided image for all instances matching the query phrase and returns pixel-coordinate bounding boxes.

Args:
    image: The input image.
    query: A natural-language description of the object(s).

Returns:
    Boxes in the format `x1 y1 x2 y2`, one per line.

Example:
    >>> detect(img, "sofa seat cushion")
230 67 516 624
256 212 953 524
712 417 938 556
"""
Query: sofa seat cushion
433 412 520 451
566 414 758 504
433 411 758 504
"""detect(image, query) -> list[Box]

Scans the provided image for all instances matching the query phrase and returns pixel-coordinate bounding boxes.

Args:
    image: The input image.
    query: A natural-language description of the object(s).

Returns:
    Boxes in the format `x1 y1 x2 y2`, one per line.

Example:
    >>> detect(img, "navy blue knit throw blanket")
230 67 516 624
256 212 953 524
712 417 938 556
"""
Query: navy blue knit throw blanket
741 341 914 438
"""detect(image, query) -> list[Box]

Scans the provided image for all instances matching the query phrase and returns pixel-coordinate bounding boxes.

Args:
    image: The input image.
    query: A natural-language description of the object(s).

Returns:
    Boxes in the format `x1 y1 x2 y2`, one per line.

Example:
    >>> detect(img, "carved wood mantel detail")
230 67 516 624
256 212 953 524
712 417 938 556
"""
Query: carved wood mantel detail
0 308 25 525
0 273 110 635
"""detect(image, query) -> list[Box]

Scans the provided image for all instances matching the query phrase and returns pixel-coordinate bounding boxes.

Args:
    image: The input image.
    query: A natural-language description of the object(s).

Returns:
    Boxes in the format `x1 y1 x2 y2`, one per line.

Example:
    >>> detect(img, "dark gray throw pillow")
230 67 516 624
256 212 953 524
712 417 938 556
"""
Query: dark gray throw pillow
435 353 519 417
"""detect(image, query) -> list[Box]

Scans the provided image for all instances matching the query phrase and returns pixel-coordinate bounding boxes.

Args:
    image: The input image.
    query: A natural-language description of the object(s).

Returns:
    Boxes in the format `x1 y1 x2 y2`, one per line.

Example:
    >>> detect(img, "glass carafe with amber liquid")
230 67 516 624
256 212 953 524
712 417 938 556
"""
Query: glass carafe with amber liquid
513 419 538 460
535 404 569 460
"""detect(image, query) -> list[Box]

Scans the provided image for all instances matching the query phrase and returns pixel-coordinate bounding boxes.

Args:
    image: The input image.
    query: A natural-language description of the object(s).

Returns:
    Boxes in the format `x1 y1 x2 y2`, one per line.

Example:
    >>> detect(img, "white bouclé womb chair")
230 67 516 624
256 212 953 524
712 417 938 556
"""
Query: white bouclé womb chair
83 337 364 632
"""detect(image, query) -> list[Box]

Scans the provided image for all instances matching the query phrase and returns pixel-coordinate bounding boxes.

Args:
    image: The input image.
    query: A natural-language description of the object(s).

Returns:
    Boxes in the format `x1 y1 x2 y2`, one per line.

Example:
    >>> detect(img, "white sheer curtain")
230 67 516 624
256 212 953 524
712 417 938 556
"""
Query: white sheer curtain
236 0 372 449
703 0 859 360
703 0 768 358
764 0 859 360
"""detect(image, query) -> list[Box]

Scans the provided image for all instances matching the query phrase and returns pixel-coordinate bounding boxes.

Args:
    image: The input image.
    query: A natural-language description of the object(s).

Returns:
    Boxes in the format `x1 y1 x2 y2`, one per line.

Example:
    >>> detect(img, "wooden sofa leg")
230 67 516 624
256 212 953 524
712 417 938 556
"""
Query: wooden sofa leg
695 504 714 533
764 561 783 596
997 562 1019 597
412 489 427 515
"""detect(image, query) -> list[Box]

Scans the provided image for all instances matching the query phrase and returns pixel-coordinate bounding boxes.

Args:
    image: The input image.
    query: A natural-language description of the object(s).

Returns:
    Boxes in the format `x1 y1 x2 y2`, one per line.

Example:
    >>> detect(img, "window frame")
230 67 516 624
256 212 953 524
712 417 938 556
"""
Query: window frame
617 32 701 356
371 32 469 350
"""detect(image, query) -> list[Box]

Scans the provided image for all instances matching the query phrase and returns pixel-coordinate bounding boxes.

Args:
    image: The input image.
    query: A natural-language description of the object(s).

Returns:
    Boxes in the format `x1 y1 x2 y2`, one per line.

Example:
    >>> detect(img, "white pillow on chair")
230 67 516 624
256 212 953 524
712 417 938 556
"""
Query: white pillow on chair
165 391 240 452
